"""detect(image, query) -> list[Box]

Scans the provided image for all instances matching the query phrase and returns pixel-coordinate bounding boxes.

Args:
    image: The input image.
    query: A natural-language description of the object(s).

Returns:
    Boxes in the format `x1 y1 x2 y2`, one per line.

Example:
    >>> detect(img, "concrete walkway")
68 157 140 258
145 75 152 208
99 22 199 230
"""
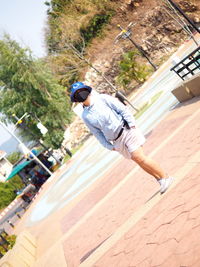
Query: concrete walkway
13 94 200 267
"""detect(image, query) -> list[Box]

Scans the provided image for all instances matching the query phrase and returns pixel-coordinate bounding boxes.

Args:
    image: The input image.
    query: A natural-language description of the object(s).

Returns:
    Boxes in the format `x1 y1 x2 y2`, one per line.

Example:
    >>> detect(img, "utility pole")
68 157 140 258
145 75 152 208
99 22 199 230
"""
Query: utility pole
0 121 53 176
166 0 200 34
115 23 157 71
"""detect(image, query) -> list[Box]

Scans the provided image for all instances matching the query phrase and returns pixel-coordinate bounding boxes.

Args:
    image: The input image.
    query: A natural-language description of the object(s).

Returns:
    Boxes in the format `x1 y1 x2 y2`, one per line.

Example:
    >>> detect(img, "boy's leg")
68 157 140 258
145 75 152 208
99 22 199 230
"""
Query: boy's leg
130 146 166 179
131 146 174 193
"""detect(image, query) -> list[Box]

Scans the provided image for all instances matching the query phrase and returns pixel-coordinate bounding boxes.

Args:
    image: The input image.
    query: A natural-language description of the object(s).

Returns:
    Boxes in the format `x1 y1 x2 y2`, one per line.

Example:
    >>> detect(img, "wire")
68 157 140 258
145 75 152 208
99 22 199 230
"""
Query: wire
161 0 199 45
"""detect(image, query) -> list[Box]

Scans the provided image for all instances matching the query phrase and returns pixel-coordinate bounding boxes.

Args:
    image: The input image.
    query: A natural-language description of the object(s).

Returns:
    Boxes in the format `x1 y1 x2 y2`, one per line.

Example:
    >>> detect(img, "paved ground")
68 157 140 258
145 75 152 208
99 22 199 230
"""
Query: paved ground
12 94 200 267
10 35 200 267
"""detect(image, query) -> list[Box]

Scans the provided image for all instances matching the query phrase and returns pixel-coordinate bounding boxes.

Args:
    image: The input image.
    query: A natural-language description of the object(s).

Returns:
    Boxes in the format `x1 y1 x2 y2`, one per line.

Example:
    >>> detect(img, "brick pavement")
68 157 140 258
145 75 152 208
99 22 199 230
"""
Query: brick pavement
2 34 199 266
89 162 200 267
61 97 200 267
13 96 200 267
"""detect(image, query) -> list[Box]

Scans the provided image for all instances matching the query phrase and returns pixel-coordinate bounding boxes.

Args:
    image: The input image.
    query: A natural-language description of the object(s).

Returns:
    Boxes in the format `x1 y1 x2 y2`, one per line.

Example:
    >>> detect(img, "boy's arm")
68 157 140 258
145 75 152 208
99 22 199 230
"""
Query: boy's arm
103 95 136 127
84 119 114 150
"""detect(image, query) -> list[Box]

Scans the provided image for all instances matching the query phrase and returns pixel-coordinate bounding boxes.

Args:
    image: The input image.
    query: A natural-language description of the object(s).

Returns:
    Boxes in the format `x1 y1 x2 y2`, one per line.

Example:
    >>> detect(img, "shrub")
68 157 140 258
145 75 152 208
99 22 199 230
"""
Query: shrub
116 50 151 90
0 232 16 256
80 13 112 46
0 175 24 210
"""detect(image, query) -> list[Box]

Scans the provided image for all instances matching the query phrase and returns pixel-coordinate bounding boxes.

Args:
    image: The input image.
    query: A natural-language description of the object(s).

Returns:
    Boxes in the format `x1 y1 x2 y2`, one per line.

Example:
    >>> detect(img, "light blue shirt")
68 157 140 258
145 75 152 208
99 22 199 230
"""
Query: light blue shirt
82 94 136 150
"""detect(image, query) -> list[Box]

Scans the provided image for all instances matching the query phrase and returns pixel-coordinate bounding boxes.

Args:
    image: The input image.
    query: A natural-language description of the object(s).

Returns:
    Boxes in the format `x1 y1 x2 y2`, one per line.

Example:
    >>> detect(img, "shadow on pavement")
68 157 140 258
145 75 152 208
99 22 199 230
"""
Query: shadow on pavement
145 190 160 203
80 236 111 263
171 96 200 111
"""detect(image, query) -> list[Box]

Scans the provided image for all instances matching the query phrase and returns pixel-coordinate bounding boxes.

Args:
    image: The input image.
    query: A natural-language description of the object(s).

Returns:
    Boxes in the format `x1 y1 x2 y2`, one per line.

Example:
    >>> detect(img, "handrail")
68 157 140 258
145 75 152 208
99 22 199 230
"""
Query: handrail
170 46 200 80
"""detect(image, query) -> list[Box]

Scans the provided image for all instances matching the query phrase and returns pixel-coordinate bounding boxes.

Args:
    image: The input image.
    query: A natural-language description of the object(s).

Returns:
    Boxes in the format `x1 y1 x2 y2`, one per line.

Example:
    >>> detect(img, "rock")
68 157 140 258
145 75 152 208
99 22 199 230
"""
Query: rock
61 116 91 150
194 16 200 23
163 22 182 33
124 0 132 5
104 62 111 68
179 1 198 13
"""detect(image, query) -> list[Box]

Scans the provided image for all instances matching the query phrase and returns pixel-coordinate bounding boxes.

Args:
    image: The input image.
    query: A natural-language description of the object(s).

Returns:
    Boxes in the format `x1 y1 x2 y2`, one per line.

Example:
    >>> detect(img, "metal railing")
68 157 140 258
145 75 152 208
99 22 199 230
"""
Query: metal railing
170 46 200 80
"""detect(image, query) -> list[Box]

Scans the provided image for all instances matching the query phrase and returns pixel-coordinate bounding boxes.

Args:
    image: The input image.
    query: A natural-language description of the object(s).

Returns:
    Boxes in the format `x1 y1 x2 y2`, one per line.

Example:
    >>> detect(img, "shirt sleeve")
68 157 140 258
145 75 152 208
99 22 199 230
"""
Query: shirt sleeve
83 117 114 150
103 94 136 127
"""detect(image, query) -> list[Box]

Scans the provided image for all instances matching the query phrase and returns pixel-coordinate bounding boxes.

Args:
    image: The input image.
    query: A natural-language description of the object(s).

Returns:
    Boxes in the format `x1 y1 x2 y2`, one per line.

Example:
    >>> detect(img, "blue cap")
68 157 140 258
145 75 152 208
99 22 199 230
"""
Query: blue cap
70 82 92 102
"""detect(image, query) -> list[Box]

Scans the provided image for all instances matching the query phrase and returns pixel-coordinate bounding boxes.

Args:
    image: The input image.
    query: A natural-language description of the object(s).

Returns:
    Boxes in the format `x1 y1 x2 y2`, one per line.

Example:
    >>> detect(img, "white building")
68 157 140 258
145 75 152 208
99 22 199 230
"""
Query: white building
0 150 13 182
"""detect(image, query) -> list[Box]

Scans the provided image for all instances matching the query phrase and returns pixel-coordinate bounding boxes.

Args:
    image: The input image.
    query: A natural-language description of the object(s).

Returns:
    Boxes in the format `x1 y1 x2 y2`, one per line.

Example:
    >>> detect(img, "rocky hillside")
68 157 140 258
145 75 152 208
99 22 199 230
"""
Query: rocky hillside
53 0 200 154
84 0 200 91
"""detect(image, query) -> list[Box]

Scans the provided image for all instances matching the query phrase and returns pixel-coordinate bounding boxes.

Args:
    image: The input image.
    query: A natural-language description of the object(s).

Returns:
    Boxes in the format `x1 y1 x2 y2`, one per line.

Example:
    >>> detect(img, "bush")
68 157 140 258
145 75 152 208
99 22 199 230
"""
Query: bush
0 175 24 210
80 13 112 46
0 232 16 256
116 50 151 90
0 185 16 210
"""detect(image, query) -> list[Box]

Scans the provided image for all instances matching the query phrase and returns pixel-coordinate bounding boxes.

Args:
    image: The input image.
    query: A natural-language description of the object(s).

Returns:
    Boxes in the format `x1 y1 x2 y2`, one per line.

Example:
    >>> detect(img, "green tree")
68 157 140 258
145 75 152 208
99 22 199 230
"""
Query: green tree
0 35 72 148
6 152 21 164
0 175 24 210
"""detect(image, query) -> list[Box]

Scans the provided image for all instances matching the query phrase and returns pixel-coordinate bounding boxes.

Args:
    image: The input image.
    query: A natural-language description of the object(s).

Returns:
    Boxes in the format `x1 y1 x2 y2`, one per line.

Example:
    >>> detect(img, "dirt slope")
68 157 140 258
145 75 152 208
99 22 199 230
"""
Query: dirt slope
85 0 200 91
61 0 200 151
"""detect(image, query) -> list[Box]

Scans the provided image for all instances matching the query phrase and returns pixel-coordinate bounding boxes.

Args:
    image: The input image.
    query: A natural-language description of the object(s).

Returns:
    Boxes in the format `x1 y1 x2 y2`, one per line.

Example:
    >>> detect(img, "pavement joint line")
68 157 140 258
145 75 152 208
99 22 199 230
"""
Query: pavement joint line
79 150 200 267
42 103 200 252
146 106 200 158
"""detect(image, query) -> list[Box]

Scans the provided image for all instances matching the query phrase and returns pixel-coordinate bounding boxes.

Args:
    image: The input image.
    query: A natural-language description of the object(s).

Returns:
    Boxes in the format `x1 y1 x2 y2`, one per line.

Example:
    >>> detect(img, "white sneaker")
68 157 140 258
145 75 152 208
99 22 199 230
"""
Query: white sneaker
158 176 174 194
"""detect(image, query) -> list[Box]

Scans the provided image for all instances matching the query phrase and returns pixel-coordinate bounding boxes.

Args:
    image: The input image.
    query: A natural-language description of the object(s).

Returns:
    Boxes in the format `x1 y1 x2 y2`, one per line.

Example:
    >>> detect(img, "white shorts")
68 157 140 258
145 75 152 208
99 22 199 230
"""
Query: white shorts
113 126 146 159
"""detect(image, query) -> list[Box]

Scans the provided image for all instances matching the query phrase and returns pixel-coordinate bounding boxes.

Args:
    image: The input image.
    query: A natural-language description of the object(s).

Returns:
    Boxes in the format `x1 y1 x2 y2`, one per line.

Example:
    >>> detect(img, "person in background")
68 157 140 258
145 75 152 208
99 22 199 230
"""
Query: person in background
70 82 174 194
39 154 53 169
31 170 46 189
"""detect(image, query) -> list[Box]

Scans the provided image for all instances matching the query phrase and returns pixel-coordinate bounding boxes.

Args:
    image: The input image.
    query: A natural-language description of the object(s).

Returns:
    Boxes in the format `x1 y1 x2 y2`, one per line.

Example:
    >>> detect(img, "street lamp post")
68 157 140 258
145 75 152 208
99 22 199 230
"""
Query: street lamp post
12 113 62 165
0 121 53 176
115 24 157 71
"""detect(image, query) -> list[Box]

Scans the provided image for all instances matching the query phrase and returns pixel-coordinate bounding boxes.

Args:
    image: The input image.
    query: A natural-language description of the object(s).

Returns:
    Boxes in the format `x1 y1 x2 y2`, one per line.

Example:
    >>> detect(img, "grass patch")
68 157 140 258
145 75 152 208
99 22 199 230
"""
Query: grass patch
62 143 84 163
135 91 163 119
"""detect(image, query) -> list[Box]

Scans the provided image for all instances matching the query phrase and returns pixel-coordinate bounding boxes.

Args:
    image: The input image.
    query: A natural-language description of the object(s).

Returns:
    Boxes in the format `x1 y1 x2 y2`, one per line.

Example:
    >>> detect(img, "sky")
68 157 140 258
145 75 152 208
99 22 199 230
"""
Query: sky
0 0 48 58
0 0 48 150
